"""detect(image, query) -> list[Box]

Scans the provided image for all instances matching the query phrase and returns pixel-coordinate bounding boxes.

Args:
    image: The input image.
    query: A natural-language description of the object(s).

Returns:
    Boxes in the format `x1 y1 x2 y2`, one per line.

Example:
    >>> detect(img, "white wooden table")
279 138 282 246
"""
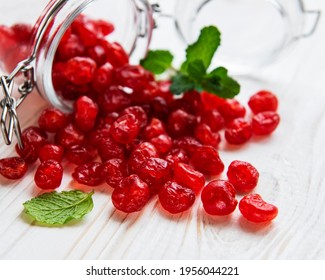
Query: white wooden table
1 0 325 260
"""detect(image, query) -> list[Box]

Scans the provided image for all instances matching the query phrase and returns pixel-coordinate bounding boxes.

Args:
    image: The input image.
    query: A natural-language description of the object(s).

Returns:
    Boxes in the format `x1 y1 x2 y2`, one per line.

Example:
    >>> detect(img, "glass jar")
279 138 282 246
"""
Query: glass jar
174 0 321 73
0 0 321 147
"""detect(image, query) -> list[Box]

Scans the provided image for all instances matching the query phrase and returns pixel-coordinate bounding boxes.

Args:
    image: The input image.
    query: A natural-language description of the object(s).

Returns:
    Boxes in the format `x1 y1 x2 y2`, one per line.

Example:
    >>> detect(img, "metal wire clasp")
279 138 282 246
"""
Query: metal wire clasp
0 61 35 149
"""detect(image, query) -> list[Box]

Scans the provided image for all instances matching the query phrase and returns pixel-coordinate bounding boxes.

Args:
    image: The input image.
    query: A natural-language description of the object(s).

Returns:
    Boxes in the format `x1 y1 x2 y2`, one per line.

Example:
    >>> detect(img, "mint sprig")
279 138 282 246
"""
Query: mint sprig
140 50 173 75
23 190 94 225
140 26 240 98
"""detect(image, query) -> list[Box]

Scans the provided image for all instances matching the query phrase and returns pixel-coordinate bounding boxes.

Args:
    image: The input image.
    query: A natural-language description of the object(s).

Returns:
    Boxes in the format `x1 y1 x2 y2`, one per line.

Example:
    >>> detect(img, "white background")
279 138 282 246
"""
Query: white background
1 0 325 261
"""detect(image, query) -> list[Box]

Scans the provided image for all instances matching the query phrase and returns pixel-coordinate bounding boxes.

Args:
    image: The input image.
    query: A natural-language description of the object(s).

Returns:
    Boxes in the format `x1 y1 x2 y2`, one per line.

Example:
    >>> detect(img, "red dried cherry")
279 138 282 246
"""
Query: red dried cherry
72 162 104 186
201 180 238 215
38 108 67 133
252 111 280 135
57 33 85 61
218 99 246 122
101 159 128 188
159 181 195 214
150 134 173 154
239 194 278 223
100 40 129 68
167 109 196 137
65 144 96 165
110 114 141 144
15 127 48 164
248 90 278 114
200 109 225 132
97 86 131 113
172 136 202 156
0 157 28 179
97 137 126 162
11 23 32 43
34 160 63 189
114 65 150 92
112 174 150 213
174 162 205 193
55 123 84 148
65 57 97 85
227 160 259 193
165 148 189 165
121 106 148 129
143 118 166 140
74 96 99 132
225 118 252 145
190 146 224 176
128 142 158 173
194 123 221 148
91 62 113 92
39 144 64 163
137 158 170 186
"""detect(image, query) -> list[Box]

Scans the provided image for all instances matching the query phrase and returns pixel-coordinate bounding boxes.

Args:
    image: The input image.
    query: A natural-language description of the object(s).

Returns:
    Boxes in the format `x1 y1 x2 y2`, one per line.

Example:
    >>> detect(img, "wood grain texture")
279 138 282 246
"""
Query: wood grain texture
1 0 325 260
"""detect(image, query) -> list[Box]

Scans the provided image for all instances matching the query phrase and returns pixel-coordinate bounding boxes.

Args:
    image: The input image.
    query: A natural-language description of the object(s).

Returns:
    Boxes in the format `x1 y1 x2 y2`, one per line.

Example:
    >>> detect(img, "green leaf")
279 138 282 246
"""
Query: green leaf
23 190 94 225
187 60 206 80
201 67 240 98
170 73 196 95
140 50 174 74
181 26 221 73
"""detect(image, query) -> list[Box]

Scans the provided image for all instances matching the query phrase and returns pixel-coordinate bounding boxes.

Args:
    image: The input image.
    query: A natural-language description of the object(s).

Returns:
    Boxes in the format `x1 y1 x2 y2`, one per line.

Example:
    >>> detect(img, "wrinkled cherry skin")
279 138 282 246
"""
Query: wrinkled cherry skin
92 62 113 92
97 86 131 113
143 118 166 140
74 96 99 132
110 114 141 144
39 144 64 163
194 123 221 148
65 56 97 85
252 111 280 135
174 162 205 193
101 159 128 188
0 157 28 179
190 146 224 176
72 162 104 186
167 109 196 137
165 148 189 165
97 137 126 162
159 181 196 214
112 174 150 213
227 160 259 193
173 136 202 157
239 194 278 223
65 144 96 165
15 127 48 164
121 106 148 129
34 160 63 190
201 180 238 216
200 109 225 132
225 118 252 145
114 65 151 92
128 142 159 173
137 158 171 186
218 99 246 122
38 108 67 133
55 123 84 149
248 90 278 114
150 134 173 154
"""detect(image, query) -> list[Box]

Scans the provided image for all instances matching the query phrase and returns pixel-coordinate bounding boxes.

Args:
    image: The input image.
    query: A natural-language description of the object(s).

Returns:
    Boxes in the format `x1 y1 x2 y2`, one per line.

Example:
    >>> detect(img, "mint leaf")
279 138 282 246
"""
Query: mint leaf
140 50 174 74
170 73 196 95
181 26 221 73
187 60 206 80
202 67 240 98
23 190 94 225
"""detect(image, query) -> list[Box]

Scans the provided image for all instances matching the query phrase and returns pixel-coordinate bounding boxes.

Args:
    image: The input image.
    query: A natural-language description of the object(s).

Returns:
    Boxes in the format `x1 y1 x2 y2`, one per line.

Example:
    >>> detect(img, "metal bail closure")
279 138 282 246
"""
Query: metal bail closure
0 63 35 149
